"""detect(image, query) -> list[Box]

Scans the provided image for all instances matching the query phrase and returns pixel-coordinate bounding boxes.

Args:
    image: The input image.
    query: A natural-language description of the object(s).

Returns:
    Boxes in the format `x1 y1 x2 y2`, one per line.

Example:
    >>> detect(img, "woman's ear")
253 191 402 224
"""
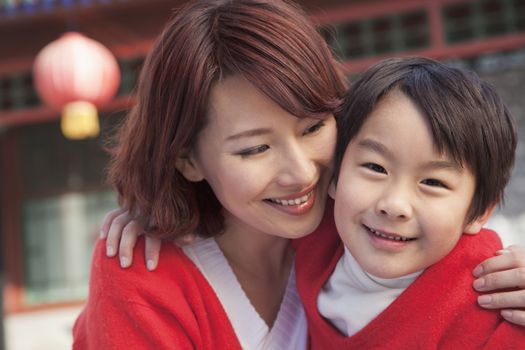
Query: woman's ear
175 151 204 182
464 204 496 235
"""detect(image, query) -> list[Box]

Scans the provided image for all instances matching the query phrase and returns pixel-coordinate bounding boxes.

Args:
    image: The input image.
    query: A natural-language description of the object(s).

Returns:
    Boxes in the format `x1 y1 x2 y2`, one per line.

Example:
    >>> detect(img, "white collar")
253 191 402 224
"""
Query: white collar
183 238 307 350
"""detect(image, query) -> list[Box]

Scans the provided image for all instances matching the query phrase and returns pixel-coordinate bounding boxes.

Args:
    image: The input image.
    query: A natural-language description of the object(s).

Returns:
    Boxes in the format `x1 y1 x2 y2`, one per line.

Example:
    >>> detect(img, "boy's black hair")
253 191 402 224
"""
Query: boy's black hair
334 57 516 222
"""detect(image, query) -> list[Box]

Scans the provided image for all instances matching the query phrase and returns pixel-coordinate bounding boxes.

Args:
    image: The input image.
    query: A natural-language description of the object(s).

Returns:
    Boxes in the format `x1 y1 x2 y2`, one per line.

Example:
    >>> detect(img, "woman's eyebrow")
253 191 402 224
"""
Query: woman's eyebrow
225 128 272 141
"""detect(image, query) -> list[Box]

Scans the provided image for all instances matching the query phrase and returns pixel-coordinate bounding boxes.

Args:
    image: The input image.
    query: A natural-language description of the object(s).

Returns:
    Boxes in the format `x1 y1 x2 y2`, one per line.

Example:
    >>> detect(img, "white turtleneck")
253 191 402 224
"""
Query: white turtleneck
318 247 423 336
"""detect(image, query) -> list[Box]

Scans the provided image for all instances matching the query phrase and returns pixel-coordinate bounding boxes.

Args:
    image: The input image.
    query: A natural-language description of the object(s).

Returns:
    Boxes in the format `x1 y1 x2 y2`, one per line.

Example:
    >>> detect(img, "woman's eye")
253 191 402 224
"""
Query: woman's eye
363 163 387 174
303 121 325 135
421 178 447 188
237 145 269 157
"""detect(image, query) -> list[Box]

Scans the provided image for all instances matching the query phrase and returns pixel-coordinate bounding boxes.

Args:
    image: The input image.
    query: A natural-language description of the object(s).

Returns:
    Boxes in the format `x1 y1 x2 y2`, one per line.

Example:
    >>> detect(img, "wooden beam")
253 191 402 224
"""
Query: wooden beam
0 95 135 129
0 36 153 76
428 0 446 50
310 0 476 26
343 32 525 73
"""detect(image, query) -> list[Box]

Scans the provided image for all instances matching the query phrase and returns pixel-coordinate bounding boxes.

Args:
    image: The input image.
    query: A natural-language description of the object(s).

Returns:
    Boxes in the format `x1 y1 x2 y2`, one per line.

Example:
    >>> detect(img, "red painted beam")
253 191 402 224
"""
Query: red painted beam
0 38 154 76
428 0 446 49
310 0 475 26
0 95 135 128
343 32 525 73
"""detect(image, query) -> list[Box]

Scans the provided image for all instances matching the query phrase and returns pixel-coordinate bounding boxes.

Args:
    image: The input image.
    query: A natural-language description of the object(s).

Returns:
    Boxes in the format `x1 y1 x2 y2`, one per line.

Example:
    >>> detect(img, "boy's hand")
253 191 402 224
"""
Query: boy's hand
100 208 161 271
473 245 525 326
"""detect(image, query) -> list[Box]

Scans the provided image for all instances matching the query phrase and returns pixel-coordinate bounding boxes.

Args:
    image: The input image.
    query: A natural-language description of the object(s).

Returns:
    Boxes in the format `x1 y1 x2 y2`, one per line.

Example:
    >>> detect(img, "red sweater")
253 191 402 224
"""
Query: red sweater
73 238 242 350
295 215 525 349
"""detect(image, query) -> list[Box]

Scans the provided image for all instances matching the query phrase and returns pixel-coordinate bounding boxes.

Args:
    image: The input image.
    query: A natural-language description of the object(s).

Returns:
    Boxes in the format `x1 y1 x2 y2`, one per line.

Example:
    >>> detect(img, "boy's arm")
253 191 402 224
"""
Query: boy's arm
473 245 525 326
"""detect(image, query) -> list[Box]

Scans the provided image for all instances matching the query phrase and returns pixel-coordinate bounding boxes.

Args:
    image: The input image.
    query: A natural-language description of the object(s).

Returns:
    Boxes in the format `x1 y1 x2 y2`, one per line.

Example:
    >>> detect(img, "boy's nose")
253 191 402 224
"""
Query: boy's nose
376 187 413 220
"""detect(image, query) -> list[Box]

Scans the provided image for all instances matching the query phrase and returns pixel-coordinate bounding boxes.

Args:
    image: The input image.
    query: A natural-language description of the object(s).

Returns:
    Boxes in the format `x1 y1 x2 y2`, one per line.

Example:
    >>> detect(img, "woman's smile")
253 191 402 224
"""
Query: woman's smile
265 186 317 216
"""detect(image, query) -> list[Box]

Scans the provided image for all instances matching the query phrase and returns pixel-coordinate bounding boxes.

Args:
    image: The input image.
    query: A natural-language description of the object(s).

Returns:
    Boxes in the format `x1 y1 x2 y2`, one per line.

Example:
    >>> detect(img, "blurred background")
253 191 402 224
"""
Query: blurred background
1 0 525 349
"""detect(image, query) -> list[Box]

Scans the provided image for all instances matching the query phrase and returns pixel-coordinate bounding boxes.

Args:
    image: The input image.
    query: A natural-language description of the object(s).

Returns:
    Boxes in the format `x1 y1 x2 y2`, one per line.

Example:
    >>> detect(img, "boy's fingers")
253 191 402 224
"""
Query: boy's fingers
501 310 525 327
473 267 525 291
473 245 525 277
145 237 161 271
99 208 126 239
118 220 143 268
106 211 131 257
477 290 525 309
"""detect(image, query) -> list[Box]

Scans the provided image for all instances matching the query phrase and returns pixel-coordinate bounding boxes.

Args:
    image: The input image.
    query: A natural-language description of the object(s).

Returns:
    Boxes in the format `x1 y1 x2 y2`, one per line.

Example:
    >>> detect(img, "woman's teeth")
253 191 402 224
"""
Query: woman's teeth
269 192 311 206
368 227 415 242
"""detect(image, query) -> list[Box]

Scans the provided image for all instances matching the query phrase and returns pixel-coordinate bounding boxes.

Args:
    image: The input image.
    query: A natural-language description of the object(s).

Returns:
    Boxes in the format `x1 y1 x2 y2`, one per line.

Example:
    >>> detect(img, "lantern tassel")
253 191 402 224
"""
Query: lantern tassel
61 101 100 140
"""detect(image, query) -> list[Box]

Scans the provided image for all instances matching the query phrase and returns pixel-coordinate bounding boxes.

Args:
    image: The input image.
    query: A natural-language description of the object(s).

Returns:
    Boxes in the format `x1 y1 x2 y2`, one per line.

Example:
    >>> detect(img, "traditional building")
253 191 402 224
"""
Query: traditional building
1 0 524 315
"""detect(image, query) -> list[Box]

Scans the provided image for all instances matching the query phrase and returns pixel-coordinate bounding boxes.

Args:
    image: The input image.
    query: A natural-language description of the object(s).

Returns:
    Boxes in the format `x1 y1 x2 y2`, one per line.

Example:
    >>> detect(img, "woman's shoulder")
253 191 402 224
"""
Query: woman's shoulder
88 237 209 305
75 238 241 349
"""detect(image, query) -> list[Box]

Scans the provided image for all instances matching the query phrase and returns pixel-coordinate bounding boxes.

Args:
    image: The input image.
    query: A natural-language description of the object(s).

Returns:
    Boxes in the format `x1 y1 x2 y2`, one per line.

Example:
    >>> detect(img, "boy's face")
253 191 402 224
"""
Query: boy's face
330 90 489 279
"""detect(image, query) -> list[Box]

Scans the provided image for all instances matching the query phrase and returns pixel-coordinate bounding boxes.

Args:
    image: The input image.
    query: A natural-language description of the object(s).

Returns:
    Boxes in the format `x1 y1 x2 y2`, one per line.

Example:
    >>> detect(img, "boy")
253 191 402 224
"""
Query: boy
295 57 525 348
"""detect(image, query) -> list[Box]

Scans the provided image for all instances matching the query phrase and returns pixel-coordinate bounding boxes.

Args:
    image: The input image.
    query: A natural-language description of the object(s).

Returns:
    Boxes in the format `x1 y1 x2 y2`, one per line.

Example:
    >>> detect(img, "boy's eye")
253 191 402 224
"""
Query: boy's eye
421 178 448 188
237 145 270 157
303 121 325 135
363 163 387 174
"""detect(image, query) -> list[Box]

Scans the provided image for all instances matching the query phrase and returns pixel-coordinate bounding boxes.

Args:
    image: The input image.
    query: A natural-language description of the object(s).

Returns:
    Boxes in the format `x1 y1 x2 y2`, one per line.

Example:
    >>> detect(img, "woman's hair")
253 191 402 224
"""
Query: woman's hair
109 0 347 239
334 57 516 223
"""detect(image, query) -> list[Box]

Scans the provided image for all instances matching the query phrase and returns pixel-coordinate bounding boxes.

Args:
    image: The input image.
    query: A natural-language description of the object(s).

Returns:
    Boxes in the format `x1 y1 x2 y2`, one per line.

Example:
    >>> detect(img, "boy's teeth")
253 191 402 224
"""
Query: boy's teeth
270 193 310 206
368 227 413 242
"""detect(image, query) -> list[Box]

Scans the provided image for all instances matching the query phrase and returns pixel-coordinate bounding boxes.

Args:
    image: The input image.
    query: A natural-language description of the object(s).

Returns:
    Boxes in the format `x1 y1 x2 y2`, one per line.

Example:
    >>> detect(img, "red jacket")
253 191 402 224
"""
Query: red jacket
295 212 525 349
73 238 242 350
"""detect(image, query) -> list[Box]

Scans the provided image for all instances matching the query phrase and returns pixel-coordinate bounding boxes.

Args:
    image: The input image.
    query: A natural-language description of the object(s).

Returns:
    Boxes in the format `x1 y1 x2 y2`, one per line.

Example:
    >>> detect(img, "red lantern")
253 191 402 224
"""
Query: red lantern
33 32 120 139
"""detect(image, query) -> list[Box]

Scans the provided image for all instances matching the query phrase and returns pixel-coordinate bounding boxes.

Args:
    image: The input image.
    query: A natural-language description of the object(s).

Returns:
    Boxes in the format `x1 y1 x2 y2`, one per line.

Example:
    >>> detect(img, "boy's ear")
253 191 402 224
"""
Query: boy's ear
328 180 336 200
463 204 496 235
175 151 204 182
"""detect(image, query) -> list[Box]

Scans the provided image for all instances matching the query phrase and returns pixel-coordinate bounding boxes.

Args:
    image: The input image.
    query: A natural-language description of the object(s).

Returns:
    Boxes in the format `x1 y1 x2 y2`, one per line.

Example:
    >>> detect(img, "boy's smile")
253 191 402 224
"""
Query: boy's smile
364 225 417 243
331 89 490 278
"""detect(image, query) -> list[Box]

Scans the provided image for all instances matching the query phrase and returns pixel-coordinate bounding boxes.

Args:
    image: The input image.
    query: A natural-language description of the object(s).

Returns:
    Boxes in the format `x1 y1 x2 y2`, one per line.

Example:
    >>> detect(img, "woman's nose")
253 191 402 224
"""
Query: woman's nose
276 143 317 188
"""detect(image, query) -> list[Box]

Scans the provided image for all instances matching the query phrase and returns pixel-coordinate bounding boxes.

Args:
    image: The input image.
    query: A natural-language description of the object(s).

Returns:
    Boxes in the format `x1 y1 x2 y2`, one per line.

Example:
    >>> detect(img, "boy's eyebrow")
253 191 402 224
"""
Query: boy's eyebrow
225 128 272 141
357 139 392 158
358 138 463 172
423 160 463 172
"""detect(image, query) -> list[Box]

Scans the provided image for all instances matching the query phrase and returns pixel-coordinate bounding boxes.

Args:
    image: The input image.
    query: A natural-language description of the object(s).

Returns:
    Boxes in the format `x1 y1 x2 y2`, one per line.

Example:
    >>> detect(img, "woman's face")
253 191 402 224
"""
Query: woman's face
180 75 336 239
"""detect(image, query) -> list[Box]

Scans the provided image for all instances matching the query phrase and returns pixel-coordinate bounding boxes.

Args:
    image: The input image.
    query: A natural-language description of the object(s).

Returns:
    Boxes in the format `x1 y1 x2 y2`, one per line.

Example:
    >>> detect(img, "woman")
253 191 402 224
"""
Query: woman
74 1 345 348
74 1 525 349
